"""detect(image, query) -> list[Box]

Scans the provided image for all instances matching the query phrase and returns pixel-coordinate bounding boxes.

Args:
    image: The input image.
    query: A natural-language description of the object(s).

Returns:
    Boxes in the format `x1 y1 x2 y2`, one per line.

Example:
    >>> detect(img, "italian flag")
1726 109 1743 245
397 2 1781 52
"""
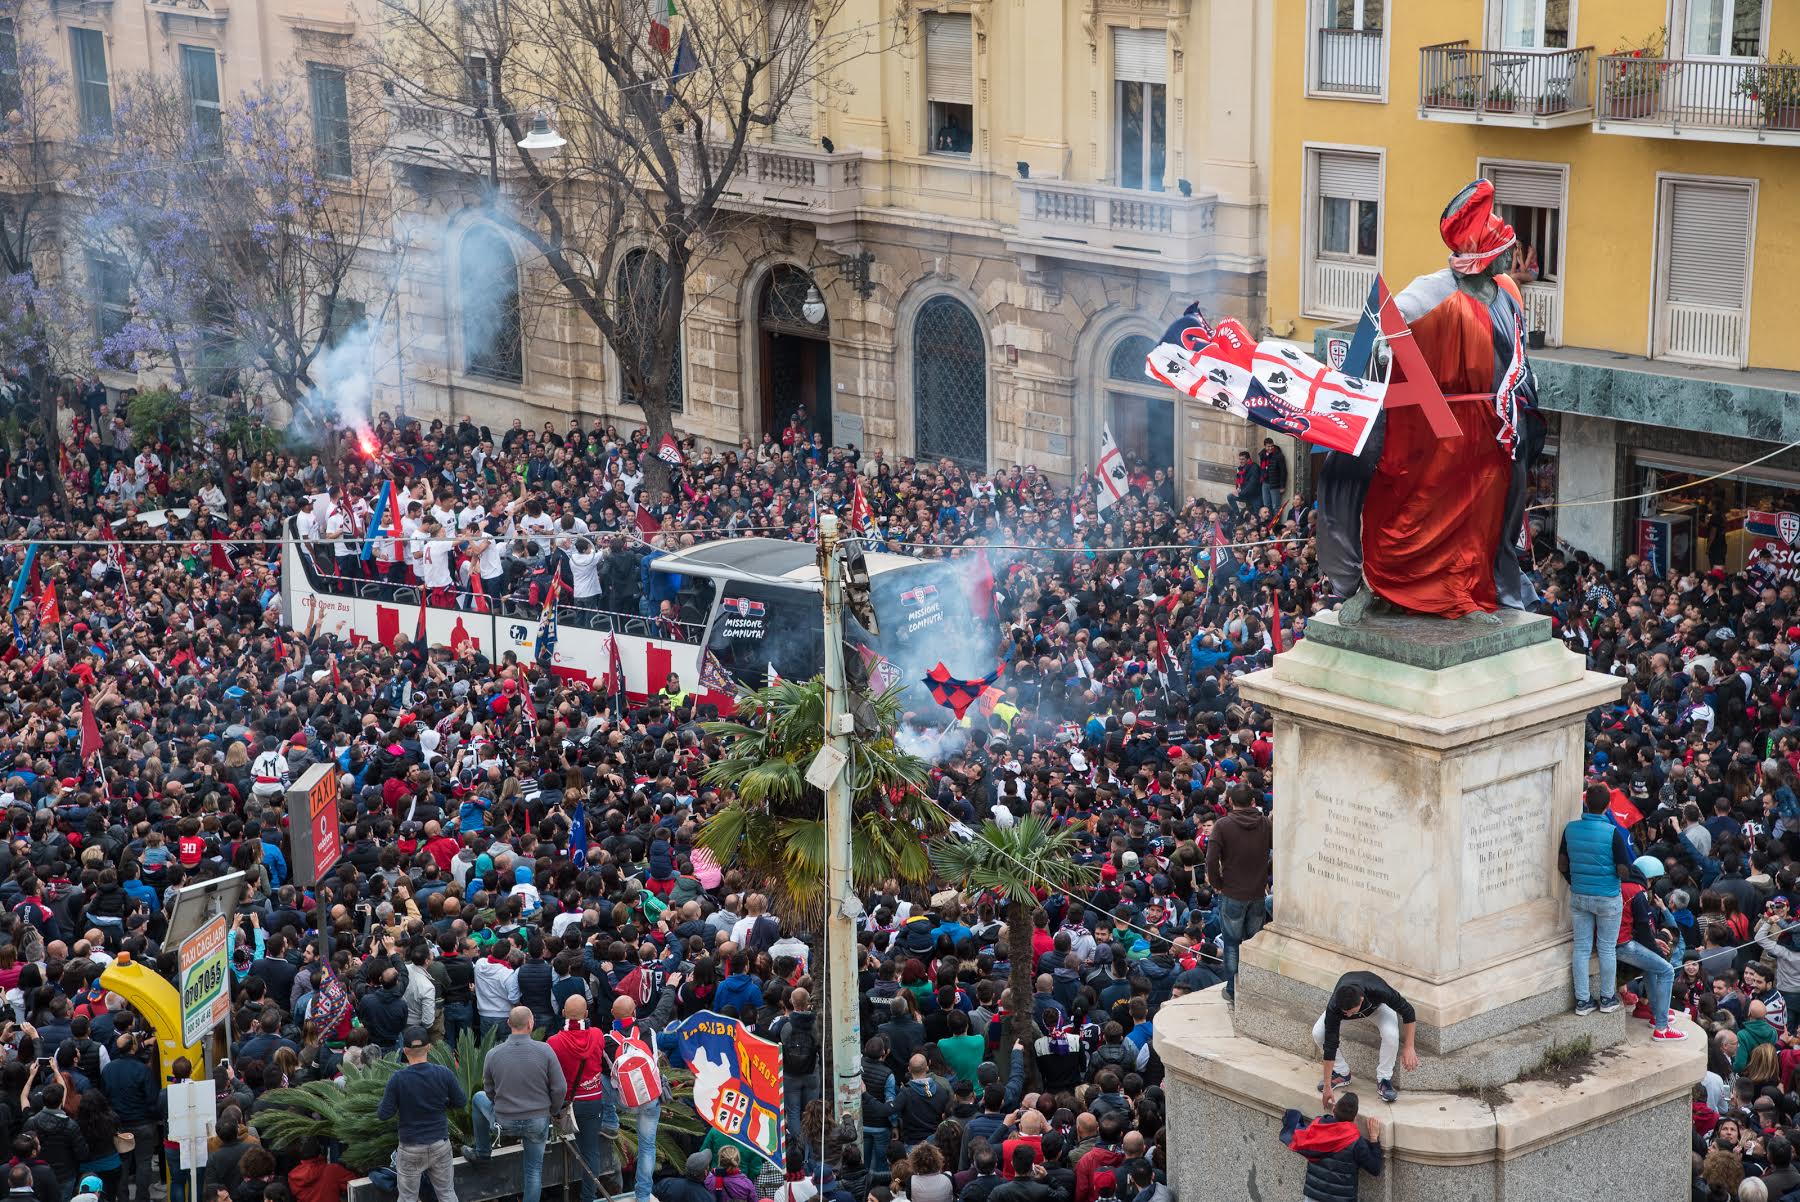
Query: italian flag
650 0 675 54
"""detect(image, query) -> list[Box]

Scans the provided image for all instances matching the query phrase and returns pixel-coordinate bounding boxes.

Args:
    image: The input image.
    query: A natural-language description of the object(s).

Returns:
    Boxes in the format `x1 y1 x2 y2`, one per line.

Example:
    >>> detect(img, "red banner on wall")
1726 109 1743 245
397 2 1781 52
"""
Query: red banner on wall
1745 510 1800 580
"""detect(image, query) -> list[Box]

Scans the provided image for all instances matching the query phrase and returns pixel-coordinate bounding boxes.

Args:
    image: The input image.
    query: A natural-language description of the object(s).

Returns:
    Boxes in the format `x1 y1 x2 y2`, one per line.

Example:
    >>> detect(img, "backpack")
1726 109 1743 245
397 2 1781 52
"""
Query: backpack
609 1022 663 1108
780 1016 820 1075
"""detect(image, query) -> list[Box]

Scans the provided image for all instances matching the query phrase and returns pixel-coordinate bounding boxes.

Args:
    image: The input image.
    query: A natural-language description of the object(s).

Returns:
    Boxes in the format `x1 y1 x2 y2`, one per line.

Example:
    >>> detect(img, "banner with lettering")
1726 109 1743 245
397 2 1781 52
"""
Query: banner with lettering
665 1010 785 1167
1745 510 1800 580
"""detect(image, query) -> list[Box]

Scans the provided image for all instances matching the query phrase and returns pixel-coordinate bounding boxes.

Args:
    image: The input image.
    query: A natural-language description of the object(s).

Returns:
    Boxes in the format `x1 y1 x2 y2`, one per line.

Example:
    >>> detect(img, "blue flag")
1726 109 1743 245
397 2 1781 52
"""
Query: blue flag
665 1011 784 1168
661 30 698 109
361 482 391 562
8 543 37 614
671 30 698 84
569 799 588 860
534 603 559 669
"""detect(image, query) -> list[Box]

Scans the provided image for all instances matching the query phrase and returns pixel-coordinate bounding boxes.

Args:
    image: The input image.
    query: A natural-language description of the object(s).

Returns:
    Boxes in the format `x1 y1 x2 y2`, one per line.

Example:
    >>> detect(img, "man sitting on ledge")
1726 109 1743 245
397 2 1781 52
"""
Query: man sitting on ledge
1313 972 1420 1105
1281 1092 1383 1202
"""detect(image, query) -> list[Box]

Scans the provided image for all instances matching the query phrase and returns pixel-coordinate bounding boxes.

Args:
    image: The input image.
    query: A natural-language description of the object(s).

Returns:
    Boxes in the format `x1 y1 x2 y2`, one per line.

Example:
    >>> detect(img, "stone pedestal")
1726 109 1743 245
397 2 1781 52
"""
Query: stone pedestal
1157 611 1705 1202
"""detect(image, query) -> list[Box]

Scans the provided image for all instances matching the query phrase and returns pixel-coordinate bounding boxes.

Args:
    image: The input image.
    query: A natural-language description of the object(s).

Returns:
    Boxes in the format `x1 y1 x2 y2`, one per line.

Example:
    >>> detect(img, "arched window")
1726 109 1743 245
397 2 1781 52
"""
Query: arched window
1104 329 1175 482
458 226 522 383
617 248 684 411
1107 334 1157 382
912 295 985 469
760 264 824 333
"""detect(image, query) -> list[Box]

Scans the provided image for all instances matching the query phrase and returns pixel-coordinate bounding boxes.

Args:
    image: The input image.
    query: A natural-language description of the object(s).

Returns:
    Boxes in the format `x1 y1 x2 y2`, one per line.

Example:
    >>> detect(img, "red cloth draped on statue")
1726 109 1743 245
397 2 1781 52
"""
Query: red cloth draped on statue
1360 275 1524 619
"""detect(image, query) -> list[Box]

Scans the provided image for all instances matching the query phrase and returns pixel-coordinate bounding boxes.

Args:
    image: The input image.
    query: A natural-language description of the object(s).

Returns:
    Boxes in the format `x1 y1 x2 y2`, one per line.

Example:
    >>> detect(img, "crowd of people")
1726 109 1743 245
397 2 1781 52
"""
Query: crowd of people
0 374 1793 1202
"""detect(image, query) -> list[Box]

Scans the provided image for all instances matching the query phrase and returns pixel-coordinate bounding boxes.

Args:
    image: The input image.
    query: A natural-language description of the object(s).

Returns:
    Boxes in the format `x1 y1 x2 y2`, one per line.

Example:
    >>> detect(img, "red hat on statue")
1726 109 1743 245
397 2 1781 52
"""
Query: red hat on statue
1439 179 1516 273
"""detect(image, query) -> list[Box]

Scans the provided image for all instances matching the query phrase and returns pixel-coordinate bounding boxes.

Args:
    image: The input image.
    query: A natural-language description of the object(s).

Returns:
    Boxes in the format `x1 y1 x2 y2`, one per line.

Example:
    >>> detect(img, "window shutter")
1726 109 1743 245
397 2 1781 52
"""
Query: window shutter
1483 163 1562 210
769 0 812 142
1666 182 1751 310
181 47 216 104
1315 150 1378 202
924 13 973 105
70 29 110 133
1112 29 1166 84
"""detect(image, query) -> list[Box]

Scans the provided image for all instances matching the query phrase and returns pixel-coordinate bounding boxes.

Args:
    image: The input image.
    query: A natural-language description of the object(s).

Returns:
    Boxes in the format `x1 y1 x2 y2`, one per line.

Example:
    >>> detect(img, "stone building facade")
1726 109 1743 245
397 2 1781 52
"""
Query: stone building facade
393 0 1275 500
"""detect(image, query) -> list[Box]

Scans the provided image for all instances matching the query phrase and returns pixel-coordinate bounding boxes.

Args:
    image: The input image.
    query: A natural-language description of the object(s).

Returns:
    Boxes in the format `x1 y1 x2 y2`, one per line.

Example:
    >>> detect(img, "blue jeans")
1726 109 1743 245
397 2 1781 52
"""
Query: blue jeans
471 1092 550 1202
167 1146 187 1202
444 1001 474 1047
1616 940 1675 1031
785 1079 821 1148
862 1128 891 1177
478 1012 509 1040
599 1086 660 1202
569 1098 607 1202
1568 892 1623 1005
1216 894 1267 997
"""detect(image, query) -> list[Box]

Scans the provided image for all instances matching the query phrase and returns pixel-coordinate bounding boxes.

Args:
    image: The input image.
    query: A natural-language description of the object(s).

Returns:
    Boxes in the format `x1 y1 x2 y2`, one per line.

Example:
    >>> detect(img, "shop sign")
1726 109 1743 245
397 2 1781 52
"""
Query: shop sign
1636 517 1671 578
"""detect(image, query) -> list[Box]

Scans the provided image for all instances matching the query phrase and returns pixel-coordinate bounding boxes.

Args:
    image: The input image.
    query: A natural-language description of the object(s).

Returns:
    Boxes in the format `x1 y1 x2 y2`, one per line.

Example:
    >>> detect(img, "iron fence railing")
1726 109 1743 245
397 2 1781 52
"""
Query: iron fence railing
1419 41 1593 117
1317 27 1385 95
1596 53 1800 133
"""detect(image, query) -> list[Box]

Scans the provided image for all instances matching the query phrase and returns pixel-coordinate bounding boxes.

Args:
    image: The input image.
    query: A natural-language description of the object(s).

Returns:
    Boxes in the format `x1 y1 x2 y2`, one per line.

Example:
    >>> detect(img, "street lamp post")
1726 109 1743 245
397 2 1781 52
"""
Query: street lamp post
816 513 863 1129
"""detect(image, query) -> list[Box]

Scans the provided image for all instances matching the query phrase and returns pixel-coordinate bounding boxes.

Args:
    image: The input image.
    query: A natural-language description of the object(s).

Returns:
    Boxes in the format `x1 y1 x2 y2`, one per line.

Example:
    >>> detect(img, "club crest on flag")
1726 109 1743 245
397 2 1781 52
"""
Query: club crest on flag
666 1011 785 1168
1781 511 1800 547
899 583 938 607
722 596 766 617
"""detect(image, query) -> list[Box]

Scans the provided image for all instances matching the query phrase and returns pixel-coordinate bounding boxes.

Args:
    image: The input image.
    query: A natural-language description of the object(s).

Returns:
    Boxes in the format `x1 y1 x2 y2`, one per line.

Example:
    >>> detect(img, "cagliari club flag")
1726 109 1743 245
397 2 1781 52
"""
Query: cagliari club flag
666 1011 785 1168
1145 310 1385 457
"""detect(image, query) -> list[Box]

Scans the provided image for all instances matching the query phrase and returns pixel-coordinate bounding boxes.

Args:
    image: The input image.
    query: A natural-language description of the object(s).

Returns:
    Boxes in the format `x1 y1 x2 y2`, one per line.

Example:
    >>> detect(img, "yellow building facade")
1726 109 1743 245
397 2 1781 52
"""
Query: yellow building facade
1270 0 1800 566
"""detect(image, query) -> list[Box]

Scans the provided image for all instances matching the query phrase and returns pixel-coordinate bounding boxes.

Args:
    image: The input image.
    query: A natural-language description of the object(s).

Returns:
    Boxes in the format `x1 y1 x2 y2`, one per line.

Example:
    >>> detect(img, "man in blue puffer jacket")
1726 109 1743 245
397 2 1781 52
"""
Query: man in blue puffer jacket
1557 782 1633 1017
1280 1094 1382 1202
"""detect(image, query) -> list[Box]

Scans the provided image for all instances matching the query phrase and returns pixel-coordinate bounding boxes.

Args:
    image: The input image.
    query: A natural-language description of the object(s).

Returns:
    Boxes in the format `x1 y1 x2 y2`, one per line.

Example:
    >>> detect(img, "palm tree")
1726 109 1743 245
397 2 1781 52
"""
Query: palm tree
930 817 1097 1079
253 1026 704 1173
696 678 940 910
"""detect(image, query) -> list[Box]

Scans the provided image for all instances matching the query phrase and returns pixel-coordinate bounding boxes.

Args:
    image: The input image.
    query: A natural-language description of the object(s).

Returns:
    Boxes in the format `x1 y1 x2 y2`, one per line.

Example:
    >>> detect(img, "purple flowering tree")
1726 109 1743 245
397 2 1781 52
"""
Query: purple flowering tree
75 69 392 451
0 0 86 491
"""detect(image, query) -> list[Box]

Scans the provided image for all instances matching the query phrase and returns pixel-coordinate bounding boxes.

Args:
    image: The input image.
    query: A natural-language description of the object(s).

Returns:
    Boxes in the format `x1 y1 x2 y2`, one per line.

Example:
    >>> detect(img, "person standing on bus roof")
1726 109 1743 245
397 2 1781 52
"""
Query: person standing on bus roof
567 536 604 609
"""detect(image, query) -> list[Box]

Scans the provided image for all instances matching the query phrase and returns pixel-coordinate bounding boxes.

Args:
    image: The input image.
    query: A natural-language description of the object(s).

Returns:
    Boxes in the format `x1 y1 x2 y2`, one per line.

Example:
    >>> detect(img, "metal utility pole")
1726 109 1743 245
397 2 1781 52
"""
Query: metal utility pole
816 513 863 1129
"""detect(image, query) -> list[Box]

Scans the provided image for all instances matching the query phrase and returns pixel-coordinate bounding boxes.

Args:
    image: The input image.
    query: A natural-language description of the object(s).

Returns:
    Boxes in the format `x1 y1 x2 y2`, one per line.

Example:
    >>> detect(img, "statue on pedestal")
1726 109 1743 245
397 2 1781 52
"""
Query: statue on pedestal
1145 179 1545 624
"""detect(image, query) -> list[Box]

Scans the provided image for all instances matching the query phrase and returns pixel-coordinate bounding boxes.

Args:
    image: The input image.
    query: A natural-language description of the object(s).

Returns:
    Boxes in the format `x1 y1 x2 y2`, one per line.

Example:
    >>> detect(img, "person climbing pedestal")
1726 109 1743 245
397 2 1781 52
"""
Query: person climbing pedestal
1154 608 1703 1202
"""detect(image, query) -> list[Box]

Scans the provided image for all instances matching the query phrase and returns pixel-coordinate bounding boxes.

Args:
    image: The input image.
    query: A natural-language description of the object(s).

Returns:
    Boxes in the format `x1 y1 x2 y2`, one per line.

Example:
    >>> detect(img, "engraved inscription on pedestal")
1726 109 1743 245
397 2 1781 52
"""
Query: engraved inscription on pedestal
1459 769 1554 924
1304 795 1402 904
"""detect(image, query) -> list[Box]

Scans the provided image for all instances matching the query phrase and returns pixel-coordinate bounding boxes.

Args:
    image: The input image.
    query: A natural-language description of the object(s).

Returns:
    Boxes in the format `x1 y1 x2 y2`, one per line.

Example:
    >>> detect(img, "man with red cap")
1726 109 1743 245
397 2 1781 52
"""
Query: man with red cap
1328 178 1544 624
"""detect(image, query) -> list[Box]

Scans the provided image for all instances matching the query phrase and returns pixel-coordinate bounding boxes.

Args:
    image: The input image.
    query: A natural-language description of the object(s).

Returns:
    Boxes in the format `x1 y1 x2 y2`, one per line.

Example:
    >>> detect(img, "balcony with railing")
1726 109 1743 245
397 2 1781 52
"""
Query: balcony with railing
704 142 866 240
1309 259 1377 321
1418 42 1594 127
1008 178 1216 283
1314 28 1386 97
1594 54 1800 145
387 102 492 171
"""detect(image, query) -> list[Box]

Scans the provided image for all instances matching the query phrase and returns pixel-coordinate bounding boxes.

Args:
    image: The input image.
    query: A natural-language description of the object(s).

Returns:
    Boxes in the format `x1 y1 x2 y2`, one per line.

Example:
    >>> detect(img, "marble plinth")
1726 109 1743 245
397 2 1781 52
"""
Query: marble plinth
1163 613 1697 1201
1156 989 1701 1202
1236 629 1624 1030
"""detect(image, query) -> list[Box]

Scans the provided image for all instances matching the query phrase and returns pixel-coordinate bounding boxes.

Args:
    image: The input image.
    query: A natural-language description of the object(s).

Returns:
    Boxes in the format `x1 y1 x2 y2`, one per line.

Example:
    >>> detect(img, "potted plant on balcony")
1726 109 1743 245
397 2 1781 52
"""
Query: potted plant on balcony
1737 50 1800 130
1428 80 1479 110
1484 82 1519 113
1605 27 1668 120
